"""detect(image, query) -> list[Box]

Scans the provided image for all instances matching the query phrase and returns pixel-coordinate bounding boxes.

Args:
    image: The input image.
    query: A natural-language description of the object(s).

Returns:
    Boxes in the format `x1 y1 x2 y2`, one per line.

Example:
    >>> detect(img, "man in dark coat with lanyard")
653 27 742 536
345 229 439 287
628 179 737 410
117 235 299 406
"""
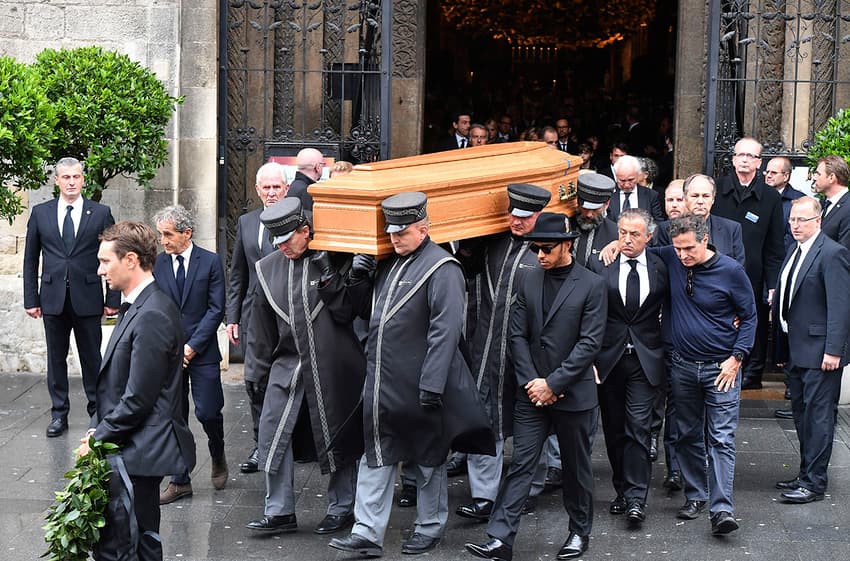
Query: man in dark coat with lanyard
329 192 494 557
466 212 607 561
455 183 551 522
245 198 365 535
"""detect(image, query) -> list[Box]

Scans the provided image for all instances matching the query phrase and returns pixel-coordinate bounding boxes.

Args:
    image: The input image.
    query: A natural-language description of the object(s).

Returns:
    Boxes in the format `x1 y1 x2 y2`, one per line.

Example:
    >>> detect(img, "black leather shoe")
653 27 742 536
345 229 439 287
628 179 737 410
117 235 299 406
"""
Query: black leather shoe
775 478 801 490
741 377 762 390
784 386 791 400
710 510 739 535
627 500 646 523
401 532 439 554
46 418 68 438
456 498 494 521
520 496 537 515
446 454 467 477
465 538 513 561
397 484 417 507
556 532 589 559
649 432 659 462
246 514 297 533
663 471 683 491
780 487 825 504
774 409 794 420
329 533 383 557
544 466 562 488
240 448 259 473
676 499 706 520
609 495 627 515
314 512 354 534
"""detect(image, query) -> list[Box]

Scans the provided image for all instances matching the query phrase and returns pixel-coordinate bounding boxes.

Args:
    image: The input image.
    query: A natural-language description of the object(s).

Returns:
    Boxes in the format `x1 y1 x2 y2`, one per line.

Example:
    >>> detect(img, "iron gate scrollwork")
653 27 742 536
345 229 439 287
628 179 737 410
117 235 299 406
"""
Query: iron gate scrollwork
705 0 850 175
218 0 391 264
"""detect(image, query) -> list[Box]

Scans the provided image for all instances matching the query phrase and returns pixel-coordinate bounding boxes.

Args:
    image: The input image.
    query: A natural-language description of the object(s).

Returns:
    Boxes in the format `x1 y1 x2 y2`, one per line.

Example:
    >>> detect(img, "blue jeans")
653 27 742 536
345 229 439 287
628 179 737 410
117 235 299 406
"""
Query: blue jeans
669 351 740 514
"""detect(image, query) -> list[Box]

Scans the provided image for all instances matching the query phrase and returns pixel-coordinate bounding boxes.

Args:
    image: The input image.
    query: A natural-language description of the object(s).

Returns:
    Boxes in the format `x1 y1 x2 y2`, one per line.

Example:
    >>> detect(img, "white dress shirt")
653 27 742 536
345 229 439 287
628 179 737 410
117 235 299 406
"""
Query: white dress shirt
618 251 649 308
57 196 84 237
779 233 818 333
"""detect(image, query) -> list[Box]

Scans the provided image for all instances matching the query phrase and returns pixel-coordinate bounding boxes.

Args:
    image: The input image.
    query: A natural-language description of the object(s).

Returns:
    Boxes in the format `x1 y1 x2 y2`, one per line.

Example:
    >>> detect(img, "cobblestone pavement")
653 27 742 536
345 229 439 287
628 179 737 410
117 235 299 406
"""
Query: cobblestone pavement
1 371 848 561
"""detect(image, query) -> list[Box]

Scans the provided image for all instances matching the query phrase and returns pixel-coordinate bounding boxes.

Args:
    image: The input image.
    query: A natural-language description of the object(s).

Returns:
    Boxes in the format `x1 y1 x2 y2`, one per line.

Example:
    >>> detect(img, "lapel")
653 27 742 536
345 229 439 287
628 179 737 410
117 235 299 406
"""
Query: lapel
181 247 202 307
609 259 626 314
637 186 647 210
71 198 94 254
45 199 63 244
791 233 824 301
157 253 181 305
529 269 545 336
544 268 578 327
101 284 155 370
823 192 850 225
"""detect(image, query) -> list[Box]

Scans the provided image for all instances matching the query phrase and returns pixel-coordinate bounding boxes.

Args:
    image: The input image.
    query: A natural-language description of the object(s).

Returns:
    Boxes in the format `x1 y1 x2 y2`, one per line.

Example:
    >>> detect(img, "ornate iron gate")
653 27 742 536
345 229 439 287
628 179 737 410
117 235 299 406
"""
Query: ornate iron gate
217 0 392 262
705 0 850 175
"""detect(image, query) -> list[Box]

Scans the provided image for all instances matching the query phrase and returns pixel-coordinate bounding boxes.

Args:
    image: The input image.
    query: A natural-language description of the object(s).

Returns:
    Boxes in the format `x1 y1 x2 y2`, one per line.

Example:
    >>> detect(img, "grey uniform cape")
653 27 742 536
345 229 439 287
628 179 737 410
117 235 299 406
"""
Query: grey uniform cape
462 233 539 440
251 250 365 475
347 238 496 467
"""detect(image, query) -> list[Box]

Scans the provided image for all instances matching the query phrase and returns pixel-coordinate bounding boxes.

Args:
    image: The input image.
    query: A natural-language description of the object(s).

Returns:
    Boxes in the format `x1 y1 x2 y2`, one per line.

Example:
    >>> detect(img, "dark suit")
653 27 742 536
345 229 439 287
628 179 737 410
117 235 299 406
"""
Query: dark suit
486 263 606 545
590 253 668 504
287 171 316 212
656 215 746 267
713 172 785 382
778 185 806 253
154 244 226 480
23 197 119 420
435 133 467 152
607 185 665 222
92 281 195 561
821 191 850 251
226 208 275 443
772 232 850 494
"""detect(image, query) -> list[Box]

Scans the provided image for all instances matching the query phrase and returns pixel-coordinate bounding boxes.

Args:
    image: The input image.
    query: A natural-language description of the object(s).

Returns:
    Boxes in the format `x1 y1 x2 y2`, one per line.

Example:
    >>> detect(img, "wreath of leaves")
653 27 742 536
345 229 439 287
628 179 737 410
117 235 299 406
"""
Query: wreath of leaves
42 438 120 561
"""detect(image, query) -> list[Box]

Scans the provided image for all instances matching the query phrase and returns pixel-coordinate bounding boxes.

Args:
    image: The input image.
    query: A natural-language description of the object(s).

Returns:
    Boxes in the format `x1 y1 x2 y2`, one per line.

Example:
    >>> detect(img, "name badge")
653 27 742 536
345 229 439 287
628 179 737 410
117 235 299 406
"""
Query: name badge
745 211 759 223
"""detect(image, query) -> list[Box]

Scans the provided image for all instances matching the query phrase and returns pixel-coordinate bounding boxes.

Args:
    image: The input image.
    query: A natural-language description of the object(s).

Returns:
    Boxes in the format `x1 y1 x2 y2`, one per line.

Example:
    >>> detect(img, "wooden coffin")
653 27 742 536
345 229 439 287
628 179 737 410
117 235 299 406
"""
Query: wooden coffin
309 142 583 257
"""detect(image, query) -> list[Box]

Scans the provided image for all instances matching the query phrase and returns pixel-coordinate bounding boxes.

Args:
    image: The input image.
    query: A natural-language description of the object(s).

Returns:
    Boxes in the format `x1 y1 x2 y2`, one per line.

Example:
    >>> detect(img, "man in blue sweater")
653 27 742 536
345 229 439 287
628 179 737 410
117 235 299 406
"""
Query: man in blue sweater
657 215 756 536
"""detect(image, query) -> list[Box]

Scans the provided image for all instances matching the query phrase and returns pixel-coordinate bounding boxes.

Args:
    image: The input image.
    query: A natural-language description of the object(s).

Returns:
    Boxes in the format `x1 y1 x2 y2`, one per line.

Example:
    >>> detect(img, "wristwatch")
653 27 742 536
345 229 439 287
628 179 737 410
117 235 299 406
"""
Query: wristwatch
732 351 745 362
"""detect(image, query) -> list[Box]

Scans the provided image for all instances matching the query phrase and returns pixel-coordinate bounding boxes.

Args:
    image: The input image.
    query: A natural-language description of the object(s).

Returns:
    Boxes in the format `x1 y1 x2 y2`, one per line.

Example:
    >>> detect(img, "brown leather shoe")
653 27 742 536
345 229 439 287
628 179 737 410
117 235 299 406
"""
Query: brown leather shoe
211 455 229 490
160 482 193 505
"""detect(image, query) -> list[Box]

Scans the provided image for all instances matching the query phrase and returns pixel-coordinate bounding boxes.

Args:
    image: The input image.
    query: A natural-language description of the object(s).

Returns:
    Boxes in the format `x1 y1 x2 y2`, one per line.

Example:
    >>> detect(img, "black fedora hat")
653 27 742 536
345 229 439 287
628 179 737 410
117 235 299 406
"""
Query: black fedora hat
524 212 580 241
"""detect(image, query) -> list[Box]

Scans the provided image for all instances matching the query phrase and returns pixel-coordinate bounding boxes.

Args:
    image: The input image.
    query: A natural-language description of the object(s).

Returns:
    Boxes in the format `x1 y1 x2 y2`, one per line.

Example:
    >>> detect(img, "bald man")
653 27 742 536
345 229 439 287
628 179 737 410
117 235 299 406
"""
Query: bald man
288 148 325 211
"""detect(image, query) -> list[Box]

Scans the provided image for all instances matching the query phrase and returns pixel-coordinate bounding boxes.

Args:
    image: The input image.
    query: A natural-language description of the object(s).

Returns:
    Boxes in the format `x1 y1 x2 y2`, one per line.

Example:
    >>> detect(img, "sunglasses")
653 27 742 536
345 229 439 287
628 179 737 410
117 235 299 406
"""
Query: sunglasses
529 243 558 254
686 268 694 297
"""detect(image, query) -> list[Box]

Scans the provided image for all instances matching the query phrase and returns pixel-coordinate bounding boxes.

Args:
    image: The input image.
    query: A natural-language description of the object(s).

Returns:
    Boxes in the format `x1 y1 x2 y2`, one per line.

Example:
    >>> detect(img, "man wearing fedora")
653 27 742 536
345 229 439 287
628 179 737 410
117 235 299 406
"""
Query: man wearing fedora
454 183 552 522
329 191 494 557
466 212 607 561
245 198 365 535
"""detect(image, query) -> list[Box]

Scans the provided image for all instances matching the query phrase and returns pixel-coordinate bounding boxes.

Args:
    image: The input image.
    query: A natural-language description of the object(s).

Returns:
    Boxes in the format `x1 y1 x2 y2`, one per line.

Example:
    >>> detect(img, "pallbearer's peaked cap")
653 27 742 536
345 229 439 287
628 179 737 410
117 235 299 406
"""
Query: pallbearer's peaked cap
381 191 428 233
507 183 551 217
260 198 306 245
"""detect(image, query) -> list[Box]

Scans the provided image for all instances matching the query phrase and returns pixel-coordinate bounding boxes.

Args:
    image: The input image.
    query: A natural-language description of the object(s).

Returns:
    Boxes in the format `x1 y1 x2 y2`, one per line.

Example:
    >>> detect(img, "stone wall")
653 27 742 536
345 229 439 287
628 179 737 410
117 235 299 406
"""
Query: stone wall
0 0 218 372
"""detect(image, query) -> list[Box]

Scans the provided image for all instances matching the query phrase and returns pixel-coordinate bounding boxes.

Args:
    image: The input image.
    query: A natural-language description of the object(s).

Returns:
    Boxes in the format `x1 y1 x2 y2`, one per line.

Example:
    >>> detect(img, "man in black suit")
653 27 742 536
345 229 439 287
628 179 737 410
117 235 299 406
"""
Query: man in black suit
287 147 324 211
812 155 850 251
607 155 665 223
712 137 785 390
225 162 288 473
573 172 619 268
598 142 629 180
153 205 227 503
81 220 195 561
555 118 573 153
24 157 120 437
590 209 668 527
466 212 607 561
655 174 746 266
773 197 850 504
435 111 472 151
495 114 514 143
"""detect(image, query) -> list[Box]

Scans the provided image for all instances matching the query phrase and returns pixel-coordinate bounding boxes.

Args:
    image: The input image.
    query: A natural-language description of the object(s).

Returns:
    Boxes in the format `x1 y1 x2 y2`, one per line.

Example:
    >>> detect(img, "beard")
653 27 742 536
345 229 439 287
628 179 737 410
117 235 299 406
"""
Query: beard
577 212 604 231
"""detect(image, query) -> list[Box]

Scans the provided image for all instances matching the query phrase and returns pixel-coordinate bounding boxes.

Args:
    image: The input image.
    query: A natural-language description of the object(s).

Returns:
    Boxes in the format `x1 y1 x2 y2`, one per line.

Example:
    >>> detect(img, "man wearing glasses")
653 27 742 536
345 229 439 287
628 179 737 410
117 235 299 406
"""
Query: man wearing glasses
652 215 756 535
466 212 606 561
712 137 785 391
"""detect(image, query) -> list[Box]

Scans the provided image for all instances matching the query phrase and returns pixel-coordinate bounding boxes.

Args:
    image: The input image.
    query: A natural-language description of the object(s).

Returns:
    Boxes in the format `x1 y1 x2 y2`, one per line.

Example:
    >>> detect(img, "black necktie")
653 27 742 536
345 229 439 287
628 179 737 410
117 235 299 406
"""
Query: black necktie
62 205 75 253
560 142 568 152
625 259 640 316
117 301 131 325
781 247 802 321
459 138 467 148
822 199 832 217
176 255 186 299
623 192 632 211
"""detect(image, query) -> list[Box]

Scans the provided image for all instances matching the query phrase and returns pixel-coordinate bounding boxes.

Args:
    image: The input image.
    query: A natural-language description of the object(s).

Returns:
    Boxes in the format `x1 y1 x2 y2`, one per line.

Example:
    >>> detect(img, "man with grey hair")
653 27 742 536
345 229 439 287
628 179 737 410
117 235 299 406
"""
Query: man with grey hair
288 147 325 211
607 154 664 222
153 205 227 504
226 161 288 473
24 157 120 437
